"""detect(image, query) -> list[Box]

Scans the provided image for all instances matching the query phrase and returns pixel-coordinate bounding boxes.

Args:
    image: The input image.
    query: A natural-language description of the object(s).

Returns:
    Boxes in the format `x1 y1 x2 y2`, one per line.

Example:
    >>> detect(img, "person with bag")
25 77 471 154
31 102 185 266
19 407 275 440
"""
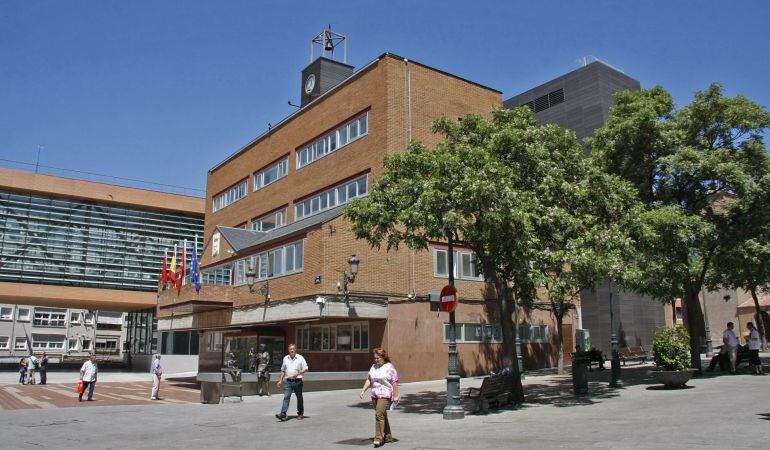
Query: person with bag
359 348 399 448
18 357 27 384
78 355 98 402
747 322 764 375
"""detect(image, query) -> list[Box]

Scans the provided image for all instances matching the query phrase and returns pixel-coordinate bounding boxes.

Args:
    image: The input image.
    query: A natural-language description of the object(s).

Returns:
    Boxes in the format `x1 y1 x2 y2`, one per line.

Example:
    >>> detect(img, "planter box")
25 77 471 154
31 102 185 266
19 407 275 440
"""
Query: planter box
651 369 695 388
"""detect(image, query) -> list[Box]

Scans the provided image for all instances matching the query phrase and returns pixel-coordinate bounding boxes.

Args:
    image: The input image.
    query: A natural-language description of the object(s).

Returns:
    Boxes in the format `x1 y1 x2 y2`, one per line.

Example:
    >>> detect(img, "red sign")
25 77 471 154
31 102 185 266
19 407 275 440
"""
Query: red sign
439 285 458 313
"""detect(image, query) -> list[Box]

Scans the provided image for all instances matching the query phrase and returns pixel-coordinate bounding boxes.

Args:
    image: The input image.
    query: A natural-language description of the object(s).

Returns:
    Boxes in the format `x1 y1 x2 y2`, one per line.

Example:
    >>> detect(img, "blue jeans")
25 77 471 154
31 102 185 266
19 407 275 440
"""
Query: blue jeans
79 381 95 400
281 379 304 415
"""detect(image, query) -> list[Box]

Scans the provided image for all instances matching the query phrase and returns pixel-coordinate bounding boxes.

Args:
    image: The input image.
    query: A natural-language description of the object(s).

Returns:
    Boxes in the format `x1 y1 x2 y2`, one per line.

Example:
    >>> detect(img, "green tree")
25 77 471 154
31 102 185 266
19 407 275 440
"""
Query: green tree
590 84 770 369
345 107 640 379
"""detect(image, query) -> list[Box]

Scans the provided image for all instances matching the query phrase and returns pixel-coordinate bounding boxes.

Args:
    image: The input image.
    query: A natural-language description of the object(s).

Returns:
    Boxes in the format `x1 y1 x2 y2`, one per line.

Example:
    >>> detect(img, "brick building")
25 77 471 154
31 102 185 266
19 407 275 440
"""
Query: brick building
158 52 565 381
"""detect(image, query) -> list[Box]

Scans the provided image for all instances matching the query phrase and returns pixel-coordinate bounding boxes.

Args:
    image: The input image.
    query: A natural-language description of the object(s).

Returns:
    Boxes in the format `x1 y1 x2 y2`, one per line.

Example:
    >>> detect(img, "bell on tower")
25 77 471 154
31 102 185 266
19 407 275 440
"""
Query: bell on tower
300 27 354 107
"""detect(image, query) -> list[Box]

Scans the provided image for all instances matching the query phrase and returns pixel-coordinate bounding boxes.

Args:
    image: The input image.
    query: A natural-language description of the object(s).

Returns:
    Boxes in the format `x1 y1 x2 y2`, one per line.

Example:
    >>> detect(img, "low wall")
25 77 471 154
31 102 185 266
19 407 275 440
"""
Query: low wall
197 371 367 402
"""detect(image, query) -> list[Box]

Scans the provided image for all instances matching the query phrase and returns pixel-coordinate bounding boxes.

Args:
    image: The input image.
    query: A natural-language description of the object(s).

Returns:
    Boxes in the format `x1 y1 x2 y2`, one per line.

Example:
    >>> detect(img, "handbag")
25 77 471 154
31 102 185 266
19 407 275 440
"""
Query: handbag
77 381 84 394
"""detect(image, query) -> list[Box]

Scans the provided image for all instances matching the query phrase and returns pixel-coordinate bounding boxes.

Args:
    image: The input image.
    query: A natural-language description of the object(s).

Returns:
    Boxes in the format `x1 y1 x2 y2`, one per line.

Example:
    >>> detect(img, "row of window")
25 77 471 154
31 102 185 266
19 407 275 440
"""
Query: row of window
295 321 369 352
233 240 304 284
297 113 368 169
0 336 103 352
1 307 101 326
212 112 369 213
295 175 368 220
252 208 287 232
443 323 551 344
433 248 484 281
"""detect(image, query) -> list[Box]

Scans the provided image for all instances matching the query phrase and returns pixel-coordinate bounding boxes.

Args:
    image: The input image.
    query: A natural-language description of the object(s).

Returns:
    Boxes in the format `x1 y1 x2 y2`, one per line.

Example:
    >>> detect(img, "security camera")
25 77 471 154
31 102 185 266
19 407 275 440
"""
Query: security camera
315 296 326 304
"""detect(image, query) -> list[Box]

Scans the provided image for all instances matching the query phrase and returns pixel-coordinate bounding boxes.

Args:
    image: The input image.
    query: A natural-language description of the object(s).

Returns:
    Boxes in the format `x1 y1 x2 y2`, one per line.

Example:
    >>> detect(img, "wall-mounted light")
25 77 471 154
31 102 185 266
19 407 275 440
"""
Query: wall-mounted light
336 255 360 307
246 265 270 301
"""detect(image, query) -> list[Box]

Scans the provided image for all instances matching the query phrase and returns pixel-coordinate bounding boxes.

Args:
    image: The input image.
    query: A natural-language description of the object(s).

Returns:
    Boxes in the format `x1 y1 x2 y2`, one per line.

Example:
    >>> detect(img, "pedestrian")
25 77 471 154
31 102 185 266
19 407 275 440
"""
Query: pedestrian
256 343 271 396
18 357 27 384
723 322 739 374
27 353 38 385
39 352 48 385
78 355 98 402
359 348 399 448
275 344 308 421
746 322 764 375
150 353 163 400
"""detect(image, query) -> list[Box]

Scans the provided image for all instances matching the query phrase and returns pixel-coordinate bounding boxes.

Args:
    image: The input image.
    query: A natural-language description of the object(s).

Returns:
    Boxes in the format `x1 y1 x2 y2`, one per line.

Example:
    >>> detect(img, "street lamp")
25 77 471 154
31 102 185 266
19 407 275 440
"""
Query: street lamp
442 235 464 420
246 265 270 302
702 285 713 356
337 255 360 306
608 278 623 388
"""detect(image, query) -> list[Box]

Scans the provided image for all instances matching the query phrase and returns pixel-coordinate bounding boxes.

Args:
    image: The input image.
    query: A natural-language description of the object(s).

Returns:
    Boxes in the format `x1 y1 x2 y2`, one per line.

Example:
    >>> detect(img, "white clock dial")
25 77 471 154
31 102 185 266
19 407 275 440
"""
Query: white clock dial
305 74 316 94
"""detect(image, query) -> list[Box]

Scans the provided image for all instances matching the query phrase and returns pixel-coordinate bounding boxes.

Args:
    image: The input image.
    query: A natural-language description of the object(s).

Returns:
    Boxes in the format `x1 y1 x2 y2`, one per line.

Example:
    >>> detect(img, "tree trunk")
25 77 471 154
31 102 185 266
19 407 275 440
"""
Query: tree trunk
681 281 706 371
750 286 768 351
496 281 524 403
555 312 565 375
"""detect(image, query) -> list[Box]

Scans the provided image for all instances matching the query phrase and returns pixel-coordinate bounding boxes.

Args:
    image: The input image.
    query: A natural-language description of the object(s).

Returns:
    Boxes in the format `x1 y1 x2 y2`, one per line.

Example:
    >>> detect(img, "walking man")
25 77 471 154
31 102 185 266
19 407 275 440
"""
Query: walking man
723 322 739 374
275 344 308 421
78 355 98 401
150 353 163 400
746 322 764 375
39 352 48 385
27 353 38 385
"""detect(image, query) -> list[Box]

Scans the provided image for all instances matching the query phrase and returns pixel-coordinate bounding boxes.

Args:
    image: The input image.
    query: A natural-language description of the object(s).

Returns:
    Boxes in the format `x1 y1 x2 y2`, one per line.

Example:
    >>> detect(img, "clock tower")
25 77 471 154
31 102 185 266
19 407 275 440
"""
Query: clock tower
300 28 354 107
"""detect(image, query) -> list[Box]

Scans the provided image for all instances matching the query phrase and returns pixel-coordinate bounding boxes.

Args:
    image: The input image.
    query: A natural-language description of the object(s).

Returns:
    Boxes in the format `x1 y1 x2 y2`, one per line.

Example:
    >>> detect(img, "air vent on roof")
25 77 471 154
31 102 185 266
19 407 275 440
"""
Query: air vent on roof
521 88 565 114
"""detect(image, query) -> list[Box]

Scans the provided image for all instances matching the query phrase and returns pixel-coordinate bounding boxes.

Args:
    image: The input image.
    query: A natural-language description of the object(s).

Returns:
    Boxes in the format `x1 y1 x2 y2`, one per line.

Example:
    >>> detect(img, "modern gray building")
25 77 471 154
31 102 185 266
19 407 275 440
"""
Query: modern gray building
504 59 641 141
505 59 665 356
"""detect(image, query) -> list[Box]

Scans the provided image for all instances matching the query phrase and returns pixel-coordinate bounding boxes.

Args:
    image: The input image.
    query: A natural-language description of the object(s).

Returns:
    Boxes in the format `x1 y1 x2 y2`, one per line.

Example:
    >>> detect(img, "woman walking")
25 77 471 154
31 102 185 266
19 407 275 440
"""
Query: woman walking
359 348 399 448
18 357 27 384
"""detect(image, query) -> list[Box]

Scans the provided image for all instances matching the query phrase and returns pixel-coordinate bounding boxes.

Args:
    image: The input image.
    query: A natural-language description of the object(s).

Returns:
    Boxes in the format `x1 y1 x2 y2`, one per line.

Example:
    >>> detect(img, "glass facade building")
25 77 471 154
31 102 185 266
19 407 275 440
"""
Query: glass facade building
0 189 204 291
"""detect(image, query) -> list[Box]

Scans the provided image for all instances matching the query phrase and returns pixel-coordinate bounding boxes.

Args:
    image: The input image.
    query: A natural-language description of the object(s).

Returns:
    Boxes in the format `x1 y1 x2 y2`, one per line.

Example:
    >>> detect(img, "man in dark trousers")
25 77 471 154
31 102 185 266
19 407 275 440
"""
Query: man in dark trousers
39 352 48 385
275 344 308 421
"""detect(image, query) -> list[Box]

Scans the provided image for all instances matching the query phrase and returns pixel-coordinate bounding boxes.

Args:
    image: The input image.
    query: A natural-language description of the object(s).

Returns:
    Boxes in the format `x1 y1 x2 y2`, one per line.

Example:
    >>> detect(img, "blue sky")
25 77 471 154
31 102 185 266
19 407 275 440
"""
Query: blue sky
2 1 769 196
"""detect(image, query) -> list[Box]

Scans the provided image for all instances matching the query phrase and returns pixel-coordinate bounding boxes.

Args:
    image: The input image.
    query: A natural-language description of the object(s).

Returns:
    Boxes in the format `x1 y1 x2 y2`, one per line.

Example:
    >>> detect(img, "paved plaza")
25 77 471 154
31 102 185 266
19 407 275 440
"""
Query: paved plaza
1 362 768 449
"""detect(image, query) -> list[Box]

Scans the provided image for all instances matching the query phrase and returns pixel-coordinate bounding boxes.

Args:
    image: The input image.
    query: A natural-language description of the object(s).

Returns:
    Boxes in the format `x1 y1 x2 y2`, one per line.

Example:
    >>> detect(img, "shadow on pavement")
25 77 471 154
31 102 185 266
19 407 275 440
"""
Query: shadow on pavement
757 413 770 421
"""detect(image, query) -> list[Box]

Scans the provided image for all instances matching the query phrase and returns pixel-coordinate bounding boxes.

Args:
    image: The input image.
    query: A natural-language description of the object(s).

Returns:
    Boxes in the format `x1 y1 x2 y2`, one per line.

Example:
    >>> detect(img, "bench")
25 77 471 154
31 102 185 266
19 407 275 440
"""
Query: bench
462 375 518 412
619 346 648 365
570 350 606 371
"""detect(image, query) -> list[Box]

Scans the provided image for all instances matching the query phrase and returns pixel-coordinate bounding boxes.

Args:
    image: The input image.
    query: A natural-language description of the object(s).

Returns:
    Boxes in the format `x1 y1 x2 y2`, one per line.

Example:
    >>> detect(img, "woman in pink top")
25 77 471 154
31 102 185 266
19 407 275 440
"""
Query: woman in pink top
359 348 399 448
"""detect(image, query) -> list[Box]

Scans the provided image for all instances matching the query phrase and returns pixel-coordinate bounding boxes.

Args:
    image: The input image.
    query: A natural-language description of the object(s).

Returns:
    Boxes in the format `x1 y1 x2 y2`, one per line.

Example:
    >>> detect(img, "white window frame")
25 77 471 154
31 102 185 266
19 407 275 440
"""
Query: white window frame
82 339 92 351
17 308 31 322
296 112 369 169
0 307 12 320
433 248 484 281
0 336 9 350
251 208 287 232
518 324 550 344
254 157 289 191
84 313 95 325
233 240 304 285
32 336 65 350
443 323 503 344
295 321 369 353
33 309 67 327
70 312 81 324
14 337 28 350
68 339 79 351
294 175 368 221
212 179 248 212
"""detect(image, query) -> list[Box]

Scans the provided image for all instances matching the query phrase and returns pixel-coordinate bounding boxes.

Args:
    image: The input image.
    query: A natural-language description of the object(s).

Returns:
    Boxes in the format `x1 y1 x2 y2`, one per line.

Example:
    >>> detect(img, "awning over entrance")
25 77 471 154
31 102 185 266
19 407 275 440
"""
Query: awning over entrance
159 299 234 315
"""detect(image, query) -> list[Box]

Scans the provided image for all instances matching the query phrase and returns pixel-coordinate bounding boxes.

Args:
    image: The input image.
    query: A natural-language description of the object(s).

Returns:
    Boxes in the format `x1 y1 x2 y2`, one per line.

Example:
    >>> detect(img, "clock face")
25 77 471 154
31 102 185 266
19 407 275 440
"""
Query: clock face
305 74 316 94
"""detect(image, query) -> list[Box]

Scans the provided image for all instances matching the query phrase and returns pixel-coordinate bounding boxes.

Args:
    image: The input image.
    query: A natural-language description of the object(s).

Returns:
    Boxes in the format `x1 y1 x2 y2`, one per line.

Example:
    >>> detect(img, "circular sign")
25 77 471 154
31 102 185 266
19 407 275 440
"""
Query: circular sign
439 285 458 313
304 74 316 94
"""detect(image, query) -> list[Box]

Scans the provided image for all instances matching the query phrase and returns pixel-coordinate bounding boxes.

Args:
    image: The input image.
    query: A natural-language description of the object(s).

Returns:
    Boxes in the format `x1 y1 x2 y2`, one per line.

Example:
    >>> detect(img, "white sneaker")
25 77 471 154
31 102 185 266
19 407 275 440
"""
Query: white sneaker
151 397 158 400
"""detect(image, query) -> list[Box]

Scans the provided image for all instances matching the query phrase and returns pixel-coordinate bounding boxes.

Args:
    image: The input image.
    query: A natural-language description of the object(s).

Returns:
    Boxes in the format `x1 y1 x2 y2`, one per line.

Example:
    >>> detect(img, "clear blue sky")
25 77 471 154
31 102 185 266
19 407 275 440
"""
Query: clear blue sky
2 1 769 196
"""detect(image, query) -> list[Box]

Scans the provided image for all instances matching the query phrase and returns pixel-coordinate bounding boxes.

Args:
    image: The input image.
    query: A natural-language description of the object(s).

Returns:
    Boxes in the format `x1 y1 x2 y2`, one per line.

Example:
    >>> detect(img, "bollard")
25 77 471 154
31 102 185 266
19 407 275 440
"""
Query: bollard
572 352 589 395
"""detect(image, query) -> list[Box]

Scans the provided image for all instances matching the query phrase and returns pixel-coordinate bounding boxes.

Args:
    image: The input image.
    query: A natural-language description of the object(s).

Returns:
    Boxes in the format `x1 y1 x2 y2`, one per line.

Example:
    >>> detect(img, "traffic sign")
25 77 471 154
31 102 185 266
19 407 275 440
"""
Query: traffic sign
439 285 458 313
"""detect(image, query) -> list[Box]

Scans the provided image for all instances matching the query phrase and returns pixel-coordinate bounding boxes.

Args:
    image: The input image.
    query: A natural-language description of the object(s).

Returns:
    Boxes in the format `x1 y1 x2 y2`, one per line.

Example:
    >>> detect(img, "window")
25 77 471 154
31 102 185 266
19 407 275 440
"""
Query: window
17 308 31 321
233 240 304 284
251 208 287 232
444 323 502 343
33 308 67 327
0 307 12 320
517 324 550 343
254 157 289 191
84 313 95 325
433 248 483 281
202 264 232 285
295 321 369 352
207 331 223 352
294 175 368 220
68 339 79 351
32 335 65 350
212 179 248 212
70 312 81 324
0 336 9 349
15 337 28 350
82 339 92 351
296 112 369 169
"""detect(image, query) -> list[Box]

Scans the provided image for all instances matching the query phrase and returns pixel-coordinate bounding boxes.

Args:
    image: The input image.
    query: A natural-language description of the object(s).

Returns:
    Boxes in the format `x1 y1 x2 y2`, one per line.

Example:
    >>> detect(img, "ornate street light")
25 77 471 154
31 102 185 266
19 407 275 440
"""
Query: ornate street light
337 255 360 306
246 265 270 302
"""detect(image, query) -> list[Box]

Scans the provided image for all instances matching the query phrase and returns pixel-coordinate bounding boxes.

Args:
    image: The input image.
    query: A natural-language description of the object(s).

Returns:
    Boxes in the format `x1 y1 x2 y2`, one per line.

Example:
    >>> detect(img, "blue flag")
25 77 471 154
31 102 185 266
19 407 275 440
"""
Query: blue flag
191 238 201 293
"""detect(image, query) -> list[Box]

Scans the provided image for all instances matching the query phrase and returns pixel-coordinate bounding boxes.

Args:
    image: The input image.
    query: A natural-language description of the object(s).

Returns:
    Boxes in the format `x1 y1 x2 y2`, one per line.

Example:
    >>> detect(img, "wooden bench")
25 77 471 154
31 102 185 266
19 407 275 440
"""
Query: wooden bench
462 375 517 412
619 346 648 365
570 350 606 371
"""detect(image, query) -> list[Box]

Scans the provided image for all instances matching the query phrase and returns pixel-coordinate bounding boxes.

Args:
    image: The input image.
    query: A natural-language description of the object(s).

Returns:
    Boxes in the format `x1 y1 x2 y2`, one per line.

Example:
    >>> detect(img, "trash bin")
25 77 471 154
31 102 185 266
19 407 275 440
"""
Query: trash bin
572 352 589 395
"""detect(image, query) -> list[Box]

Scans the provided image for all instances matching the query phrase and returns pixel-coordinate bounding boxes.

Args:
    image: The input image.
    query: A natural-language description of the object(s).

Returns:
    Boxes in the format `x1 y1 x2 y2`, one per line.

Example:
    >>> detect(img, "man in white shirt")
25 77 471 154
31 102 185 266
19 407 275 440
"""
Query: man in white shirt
150 354 163 400
79 355 98 401
746 322 764 375
275 344 308 421
722 322 739 374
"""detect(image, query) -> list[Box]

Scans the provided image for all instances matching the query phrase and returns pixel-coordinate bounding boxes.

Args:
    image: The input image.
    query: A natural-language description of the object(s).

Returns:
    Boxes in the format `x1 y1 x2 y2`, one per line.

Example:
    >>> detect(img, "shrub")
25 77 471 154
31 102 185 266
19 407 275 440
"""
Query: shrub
652 325 691 371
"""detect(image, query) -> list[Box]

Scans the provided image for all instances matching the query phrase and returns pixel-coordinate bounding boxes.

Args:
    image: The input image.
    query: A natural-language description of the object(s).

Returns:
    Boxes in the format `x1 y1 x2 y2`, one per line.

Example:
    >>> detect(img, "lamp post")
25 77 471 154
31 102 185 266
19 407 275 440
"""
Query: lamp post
246 265 270 302
608 278 623 387
337 255 360 306
443 234 464 420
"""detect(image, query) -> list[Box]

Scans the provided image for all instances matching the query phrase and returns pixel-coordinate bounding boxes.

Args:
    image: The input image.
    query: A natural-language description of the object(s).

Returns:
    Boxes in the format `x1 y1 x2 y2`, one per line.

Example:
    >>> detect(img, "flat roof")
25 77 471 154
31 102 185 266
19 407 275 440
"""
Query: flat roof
0 167 205 215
